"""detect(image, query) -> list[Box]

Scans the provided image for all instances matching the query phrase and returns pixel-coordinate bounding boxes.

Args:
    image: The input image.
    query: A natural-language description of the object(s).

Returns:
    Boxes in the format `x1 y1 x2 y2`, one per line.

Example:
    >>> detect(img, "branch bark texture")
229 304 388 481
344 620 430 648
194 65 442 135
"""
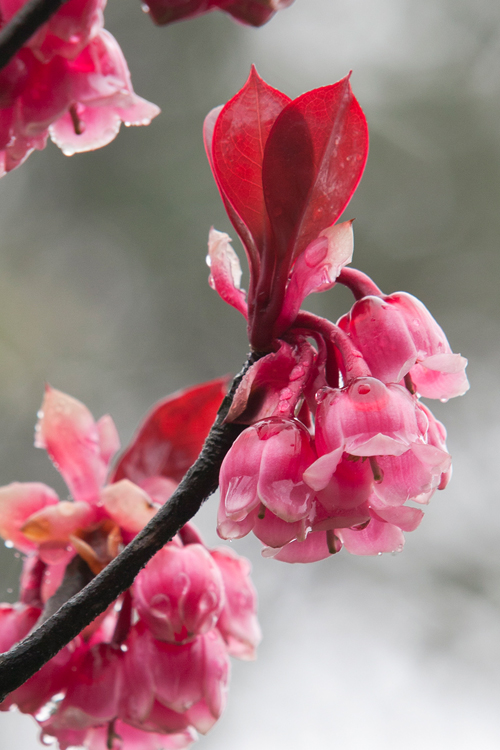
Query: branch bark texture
0 0 71 70
0 353 257 702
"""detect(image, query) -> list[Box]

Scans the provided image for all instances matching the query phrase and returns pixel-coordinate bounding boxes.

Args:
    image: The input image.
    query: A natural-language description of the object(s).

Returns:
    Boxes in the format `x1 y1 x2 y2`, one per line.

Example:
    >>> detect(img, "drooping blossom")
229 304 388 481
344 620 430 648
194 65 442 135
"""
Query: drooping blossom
142 0 294 27
0 0 159 177
0 382 260 749
337 290 469 401
205 69 468 560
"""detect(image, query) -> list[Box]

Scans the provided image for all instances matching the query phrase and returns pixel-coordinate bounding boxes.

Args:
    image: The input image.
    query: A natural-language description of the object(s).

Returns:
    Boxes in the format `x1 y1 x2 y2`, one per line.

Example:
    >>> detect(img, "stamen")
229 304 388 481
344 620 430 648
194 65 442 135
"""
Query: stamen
404 373 416 394
69 104 84 136
257 502 266 520
369 456 384 483
326 529 340 554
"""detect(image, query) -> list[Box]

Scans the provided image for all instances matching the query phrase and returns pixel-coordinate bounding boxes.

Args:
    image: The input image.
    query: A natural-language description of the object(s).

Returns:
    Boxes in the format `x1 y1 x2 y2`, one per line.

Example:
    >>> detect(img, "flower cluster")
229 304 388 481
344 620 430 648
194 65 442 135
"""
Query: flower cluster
0 0 159 177
143 0 294 27
205 69 469 561
0 383 260 749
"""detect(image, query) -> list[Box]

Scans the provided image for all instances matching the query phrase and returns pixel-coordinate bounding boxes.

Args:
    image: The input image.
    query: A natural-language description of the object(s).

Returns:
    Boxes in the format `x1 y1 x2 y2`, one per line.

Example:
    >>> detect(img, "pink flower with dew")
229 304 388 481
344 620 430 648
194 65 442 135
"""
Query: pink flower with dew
133 543 225 643
0 30 160 177
305 379 431 492
338 292 469 401
218 417 316 536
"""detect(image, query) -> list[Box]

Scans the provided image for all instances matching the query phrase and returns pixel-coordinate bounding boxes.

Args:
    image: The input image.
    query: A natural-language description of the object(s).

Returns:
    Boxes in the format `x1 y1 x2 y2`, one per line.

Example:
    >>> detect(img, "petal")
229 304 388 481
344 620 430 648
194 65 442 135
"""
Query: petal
211 546 261 661
339 518 404 555
96 414 120 466
372 505 424 532
270 530 333 563
207 228 248 317
278 220 354 331
410 356 469 401
257 420 315 522
219 428 262 520
36 386 107 504
101 479 158 534
0 482 59 552
22 500 97 542
338 295 418 383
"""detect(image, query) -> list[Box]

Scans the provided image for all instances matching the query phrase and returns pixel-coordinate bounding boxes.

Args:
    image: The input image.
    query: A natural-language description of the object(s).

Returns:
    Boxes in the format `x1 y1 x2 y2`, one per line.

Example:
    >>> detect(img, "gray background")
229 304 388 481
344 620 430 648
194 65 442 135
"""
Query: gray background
1 0 500 747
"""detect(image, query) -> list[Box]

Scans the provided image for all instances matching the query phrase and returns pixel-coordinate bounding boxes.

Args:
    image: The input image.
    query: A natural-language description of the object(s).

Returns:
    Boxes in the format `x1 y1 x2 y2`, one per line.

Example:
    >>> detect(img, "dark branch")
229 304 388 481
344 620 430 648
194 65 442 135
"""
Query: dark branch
0 0 71 71
0 352 257 702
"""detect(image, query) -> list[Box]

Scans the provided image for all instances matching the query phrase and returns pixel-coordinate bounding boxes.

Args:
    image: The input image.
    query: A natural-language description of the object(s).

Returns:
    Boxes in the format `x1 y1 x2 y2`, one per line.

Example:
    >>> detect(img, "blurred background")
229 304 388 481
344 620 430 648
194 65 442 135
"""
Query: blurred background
1 0 500 747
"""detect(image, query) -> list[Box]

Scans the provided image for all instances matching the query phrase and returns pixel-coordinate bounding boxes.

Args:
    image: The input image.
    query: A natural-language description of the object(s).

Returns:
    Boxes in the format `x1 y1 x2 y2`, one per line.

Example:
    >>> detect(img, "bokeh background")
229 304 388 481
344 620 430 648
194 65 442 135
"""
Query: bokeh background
1 0 500 747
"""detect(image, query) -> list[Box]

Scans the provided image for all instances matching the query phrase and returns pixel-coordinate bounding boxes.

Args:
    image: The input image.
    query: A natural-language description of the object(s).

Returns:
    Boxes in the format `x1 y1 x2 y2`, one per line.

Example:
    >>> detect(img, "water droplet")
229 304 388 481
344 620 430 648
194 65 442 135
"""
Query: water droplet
4 540 13 549
14 552 20 558
120 644 128 652
6 588 13 594
37 410 44 419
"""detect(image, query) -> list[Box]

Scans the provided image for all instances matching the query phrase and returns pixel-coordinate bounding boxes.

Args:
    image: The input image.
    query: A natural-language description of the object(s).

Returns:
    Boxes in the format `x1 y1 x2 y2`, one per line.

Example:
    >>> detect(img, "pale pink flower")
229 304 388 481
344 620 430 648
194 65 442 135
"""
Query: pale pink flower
0 30 159 177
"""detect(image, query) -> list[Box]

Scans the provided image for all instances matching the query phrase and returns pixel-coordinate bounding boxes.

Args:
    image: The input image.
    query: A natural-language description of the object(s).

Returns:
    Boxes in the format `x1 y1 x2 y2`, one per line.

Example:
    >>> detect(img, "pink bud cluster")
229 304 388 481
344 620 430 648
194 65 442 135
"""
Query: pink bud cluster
0 0 160 176
205 70 469 560
0 385 260 749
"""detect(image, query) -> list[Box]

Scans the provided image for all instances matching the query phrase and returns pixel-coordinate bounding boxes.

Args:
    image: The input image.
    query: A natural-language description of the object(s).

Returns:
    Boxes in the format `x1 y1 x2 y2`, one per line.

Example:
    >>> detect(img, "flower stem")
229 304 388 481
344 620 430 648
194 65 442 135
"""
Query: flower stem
337 268 383 300
293 310 371 381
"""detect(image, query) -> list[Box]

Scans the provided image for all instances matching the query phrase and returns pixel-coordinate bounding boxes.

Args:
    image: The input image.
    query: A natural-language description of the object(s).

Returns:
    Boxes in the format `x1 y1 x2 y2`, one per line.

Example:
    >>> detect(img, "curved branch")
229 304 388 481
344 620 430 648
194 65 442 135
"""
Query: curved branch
0 352 258 702
0 0 71 71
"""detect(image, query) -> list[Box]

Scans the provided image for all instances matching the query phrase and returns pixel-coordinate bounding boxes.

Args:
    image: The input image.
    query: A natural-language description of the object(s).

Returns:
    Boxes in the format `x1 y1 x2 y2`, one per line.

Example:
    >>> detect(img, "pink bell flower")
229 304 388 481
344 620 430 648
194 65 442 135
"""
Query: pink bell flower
305 378 429 492
218 417 316 531
0 30 159 177
133 543 225 643
338 292 469 401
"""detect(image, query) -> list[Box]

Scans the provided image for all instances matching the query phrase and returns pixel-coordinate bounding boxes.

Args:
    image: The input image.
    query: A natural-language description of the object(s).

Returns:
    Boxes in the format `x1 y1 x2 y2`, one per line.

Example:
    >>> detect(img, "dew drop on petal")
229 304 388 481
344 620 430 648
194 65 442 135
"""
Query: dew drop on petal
4 540 14 548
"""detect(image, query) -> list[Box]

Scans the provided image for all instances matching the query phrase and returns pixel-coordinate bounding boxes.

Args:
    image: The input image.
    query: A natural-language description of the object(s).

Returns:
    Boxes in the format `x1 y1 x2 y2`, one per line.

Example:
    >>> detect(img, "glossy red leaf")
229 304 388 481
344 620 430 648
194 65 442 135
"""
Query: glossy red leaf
111 377 229 485
262 74 368 264
211 67 291 262
204 105 260 280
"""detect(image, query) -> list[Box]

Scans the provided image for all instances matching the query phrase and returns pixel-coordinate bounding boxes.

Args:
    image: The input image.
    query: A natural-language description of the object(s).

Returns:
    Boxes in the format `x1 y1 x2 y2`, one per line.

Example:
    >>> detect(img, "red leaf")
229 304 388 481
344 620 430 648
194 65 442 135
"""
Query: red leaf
262 74 369 265
204 105 260 279
111 377 229 485
211 66 291 262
